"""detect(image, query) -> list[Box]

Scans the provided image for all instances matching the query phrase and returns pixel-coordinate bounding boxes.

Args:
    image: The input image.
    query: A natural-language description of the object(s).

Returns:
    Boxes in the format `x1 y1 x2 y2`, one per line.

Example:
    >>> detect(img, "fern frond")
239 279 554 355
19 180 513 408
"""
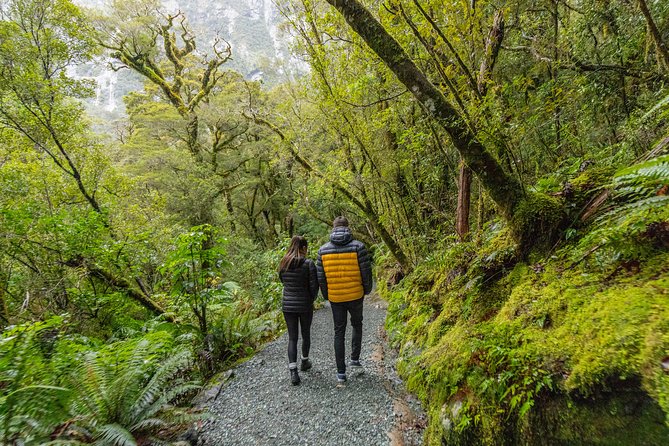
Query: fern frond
96 423 136 446
642 92 669 119
576 152 669 263
129 348 192 421
41 441 88 446
127 417 166 432
596 195 669 227
137 383 201 422
70 354 113 422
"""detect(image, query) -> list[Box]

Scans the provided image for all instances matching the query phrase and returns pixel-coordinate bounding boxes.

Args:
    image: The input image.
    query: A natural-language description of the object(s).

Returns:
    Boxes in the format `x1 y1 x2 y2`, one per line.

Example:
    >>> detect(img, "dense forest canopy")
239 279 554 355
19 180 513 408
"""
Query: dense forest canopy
0 0 667 444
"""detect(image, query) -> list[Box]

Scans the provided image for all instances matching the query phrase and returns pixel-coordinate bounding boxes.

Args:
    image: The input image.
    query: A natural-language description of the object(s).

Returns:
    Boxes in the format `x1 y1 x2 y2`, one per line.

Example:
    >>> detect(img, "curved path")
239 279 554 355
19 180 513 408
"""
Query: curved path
196 295 424 445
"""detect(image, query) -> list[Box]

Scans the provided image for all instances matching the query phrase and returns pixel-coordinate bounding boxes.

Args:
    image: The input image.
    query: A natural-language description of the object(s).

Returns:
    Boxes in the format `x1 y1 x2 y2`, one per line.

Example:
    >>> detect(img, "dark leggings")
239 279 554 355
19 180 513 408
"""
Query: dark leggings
283 311 313 364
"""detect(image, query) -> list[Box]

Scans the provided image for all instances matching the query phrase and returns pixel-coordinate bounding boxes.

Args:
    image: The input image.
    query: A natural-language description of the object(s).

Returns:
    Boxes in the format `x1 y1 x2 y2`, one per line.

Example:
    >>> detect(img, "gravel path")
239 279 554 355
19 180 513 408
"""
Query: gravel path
196 295 425 445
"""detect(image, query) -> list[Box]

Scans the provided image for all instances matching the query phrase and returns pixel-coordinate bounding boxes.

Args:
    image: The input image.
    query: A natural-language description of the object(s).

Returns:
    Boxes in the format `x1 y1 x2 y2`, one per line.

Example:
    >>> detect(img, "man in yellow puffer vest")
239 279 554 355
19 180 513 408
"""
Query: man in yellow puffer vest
317 216 373 383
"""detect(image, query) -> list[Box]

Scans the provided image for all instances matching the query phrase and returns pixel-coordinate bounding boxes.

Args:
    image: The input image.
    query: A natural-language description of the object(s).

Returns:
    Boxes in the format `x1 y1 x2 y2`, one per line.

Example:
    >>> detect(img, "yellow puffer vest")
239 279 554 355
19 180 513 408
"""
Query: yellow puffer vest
320 251 364 302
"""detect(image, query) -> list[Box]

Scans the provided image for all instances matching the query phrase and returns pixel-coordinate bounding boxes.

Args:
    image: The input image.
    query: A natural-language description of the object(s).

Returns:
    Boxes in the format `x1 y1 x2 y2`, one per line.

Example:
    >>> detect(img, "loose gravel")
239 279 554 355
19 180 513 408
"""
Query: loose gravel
197 295 425 446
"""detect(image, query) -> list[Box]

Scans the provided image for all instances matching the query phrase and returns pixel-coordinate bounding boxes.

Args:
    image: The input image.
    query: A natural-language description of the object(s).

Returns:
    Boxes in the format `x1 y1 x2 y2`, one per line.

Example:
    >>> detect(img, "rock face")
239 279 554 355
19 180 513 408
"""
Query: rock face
72 0 296 117
175 0 289 76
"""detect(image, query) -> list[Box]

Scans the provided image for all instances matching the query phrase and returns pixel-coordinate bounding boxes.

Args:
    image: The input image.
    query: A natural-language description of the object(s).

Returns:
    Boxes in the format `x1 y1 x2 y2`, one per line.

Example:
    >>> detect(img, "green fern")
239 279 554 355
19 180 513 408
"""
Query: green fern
208 300 280 364
577 154 669 263
614 155 669 197
0 317 71 444
60 337 204 445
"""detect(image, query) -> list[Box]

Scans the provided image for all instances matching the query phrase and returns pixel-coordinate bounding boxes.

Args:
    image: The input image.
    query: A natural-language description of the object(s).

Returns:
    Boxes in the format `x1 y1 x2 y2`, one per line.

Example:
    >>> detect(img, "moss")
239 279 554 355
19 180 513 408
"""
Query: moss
510 192 567 255
381 231 669 444
570 166 615 191
523 389 668 445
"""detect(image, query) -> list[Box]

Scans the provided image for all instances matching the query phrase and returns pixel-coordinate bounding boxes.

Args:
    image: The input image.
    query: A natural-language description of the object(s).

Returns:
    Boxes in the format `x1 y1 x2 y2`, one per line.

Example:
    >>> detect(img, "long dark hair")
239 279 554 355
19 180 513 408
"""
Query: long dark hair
279 236 308 272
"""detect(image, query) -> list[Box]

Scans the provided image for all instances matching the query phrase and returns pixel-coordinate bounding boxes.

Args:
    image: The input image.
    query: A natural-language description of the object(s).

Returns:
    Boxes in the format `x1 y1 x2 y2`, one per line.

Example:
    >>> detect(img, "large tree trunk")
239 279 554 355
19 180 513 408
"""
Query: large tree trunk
324 0 523 220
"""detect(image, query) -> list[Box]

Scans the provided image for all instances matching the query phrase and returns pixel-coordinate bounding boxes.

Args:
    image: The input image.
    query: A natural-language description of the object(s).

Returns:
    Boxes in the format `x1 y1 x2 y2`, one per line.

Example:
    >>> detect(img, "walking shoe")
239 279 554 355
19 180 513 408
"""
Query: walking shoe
300 358 312 372
349 359 362 369
290 368 300 385
336 372 347 383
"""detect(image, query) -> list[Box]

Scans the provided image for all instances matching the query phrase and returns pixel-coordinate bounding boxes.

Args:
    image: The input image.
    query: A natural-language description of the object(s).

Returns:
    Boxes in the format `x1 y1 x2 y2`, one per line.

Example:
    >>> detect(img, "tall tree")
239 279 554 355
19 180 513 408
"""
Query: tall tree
0 0 169 318
321 1 524 216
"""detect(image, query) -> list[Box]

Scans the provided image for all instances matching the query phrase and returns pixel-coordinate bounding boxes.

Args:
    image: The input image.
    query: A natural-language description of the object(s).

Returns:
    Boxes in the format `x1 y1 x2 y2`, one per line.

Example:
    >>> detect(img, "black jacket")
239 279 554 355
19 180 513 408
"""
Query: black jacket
279 258 319 313
316 227 373 301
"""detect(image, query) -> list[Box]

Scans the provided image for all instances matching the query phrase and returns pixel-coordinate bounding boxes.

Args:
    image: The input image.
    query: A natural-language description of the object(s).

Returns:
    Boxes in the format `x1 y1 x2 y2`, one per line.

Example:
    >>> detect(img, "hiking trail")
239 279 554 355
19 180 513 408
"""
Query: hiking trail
195 294 425 445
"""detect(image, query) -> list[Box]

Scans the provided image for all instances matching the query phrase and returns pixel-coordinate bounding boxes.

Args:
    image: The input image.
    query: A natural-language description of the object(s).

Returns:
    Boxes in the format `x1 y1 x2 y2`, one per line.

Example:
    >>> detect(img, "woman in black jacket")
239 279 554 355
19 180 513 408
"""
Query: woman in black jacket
278 235 319 385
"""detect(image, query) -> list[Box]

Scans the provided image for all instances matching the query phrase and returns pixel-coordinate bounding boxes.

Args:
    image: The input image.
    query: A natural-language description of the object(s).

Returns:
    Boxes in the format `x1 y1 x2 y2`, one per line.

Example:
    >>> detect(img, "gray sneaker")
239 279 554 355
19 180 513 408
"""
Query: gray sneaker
336 372 347 383
349 359 362 369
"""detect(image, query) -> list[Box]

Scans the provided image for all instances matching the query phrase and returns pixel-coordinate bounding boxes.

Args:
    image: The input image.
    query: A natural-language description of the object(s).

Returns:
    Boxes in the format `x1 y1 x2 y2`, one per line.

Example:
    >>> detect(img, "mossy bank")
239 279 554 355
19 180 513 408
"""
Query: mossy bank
382 224 669 445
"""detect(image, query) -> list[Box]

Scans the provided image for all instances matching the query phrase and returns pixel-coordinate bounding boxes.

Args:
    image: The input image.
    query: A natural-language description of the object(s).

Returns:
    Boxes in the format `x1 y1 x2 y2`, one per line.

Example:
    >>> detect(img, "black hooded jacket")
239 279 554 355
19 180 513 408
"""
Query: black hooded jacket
279 257 319 313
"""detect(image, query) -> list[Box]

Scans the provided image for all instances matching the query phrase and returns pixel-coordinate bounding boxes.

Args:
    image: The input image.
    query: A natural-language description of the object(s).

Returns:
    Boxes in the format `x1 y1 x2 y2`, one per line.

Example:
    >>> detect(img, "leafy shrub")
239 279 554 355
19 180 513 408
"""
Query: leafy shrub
0 317 70 444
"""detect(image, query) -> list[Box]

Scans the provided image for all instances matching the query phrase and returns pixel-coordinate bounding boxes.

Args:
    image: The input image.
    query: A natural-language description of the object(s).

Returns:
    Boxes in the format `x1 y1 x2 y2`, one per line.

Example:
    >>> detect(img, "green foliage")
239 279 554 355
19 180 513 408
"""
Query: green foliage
0 319 205 445
577 154 669 264
162 224 229 332
208 297 281 364
0 317 70 444
63 335 203 445
2 0 669 443
158 228 285 372
225 238 285 313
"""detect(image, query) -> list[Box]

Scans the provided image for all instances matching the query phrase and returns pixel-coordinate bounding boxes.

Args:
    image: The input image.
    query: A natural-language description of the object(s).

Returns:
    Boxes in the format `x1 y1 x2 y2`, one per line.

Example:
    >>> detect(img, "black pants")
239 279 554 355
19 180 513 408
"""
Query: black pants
330 297 364 374
283 311 313 365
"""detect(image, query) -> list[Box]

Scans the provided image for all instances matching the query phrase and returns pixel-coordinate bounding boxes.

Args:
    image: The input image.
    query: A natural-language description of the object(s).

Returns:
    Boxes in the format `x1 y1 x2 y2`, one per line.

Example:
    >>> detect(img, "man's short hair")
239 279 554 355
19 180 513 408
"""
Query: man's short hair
333 216 349 228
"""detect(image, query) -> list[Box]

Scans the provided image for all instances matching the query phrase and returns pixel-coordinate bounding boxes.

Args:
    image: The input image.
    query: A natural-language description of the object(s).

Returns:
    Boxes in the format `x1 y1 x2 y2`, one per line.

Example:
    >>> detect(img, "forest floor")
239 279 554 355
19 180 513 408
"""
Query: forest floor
194 294 426 445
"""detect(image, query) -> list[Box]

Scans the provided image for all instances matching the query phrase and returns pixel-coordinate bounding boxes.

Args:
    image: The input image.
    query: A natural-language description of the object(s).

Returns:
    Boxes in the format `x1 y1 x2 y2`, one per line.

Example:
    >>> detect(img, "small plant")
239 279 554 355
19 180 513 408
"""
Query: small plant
162 224 229 336
208 297 281 365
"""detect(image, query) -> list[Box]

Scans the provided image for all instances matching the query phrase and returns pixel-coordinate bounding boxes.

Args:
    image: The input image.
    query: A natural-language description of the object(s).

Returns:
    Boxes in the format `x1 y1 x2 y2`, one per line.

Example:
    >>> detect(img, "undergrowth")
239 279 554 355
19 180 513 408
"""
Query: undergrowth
382 154 669 444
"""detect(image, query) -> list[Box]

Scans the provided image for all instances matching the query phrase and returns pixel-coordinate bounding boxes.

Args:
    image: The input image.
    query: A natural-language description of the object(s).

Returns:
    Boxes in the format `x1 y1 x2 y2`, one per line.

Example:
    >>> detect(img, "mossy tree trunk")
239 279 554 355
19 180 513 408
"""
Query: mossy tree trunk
323 0 523 220
636 0 669 72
